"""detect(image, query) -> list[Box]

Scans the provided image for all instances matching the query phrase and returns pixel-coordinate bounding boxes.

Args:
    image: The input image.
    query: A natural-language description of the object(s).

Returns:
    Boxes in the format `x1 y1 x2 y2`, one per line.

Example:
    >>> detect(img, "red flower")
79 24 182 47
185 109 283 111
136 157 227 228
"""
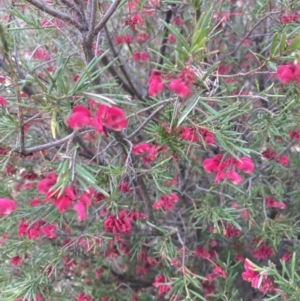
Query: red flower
212 265 226 278
125 14 144 30
153 274 172 295
132 51 140 61
173 16 182 26
0 198 17 216
104 210 132 233
252 243 273 260
33 48 50 61
289 129 300 140
10 255 22 266
72 74 80 82
198 127 214 145
215 169 242 185
278 155 289 166
0 96 7 106
37 172 57 194
114 35 132 44
178 126 198 142
195 247 211 259
276 64 295 84
168 34 176 43
223 223 240 238
27 220 44 240
136 33 149 43
74 201 86 221
148 70 164 97
203 155 254 185
281 252 291 261
152 193 179 212
132 142 158 164
178 67 195 86
203 154 223 173
265 196 286 209
235 157 254 173
66 105 92 130
94 104 127 131
77 292 93 301
40 224 56 238
52 186 76 212
118 181 131 194
261 148 277 160
168 79 191 97
18 221 28 237
242 259 275 295
280 14 298 24
140 52 149 62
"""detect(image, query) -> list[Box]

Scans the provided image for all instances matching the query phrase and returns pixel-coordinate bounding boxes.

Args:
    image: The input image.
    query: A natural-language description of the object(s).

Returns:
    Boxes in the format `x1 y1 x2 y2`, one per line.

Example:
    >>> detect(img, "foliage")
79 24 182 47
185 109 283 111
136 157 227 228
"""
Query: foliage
0 0 300 300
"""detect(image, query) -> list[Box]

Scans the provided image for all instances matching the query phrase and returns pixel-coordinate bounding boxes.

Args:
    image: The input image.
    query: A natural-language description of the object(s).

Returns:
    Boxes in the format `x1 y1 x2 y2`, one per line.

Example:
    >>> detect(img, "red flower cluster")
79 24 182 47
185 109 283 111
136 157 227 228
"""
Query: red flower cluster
178 67 195 87
77 292 93 301
289 129 300 140
202 155 254 185
242 259 275 295
114 34 132 44
280 14 298 24
265 196 286 210
153 274 172 295
18 220 56 240
168 79 191 97
132 142 162 164
136 32 149 43
132 51 149 62
37 173 76 212
252 242 273 260
261 148 288 166
66 104 127 132
33 48 50 61
178 126 214 145
125 14 144 30
38 173 101 221
152 193 179 212
223 223 240 238
148 67 194 98
0 198 16 216
103 210 145 234
276 63 300 84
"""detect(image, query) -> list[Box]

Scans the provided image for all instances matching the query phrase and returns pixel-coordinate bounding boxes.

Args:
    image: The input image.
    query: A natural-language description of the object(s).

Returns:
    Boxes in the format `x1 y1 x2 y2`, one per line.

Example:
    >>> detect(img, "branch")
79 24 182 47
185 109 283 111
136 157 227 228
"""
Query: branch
23 131 77 154
127 104 167 139
104 25 145 101
60 0 88 30
158 7 173 67
94 0 122 35
85 0 97 43
26 0 87 31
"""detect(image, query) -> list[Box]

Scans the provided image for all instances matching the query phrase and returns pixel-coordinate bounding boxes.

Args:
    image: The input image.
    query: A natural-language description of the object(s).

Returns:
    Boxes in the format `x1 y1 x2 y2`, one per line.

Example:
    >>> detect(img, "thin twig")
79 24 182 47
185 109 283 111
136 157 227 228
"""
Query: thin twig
94 0 122 35
127 104 167 139
26 0 86 31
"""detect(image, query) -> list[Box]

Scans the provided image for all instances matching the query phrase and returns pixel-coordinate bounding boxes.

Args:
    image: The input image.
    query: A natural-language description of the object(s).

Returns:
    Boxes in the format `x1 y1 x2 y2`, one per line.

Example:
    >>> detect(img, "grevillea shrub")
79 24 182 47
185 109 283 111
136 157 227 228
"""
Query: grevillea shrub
1 0 300 300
